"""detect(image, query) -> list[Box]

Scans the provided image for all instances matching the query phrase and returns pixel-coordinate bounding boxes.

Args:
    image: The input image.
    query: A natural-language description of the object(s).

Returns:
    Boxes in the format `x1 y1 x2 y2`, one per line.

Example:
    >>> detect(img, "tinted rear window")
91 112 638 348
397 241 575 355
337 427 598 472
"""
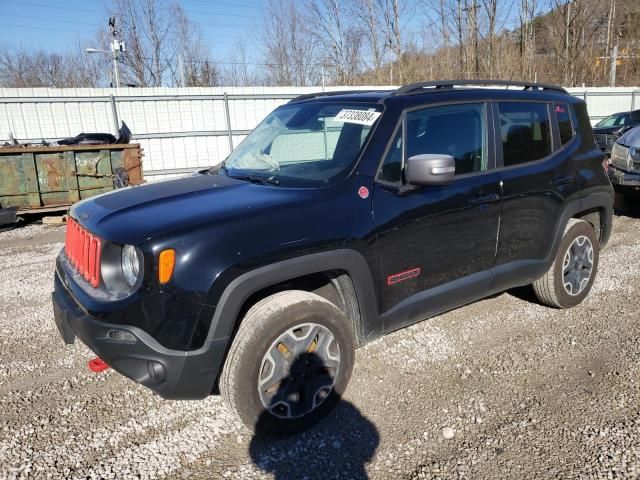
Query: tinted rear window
498 102 552 167
555 103 574 145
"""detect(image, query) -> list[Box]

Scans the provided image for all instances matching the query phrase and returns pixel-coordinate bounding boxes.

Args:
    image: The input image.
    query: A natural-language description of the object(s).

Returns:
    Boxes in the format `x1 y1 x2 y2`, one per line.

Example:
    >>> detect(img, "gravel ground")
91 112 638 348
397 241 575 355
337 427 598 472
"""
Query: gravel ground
1 213 640 479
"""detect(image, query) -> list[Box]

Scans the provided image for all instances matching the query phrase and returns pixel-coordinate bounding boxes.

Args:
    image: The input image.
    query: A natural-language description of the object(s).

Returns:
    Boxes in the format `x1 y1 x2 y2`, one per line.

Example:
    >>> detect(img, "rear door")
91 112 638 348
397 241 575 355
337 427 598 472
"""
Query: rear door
373 101 501 330
492 100 580 287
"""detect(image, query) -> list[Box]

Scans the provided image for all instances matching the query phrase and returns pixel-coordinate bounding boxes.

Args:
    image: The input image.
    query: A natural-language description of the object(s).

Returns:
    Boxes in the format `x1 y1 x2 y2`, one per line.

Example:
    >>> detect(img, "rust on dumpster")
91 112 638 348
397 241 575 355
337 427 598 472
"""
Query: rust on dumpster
0 143 144 217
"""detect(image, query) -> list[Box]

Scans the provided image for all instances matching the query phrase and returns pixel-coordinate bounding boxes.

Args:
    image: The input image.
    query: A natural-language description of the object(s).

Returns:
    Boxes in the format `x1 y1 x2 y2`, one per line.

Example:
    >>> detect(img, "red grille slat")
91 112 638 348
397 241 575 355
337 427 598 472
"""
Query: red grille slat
82 230 90 277
64 218 102 288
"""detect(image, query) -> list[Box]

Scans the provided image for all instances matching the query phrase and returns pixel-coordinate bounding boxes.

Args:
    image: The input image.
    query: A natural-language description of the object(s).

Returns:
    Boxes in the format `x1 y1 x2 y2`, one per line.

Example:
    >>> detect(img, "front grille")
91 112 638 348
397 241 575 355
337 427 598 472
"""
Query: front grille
65 218 102 288
594 133 617 149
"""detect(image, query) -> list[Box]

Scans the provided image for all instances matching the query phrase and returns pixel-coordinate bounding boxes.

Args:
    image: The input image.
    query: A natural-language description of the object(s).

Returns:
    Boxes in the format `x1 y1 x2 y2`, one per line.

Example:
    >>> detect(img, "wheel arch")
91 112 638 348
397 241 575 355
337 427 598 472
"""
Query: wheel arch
550 191 613 263
206 249 381 347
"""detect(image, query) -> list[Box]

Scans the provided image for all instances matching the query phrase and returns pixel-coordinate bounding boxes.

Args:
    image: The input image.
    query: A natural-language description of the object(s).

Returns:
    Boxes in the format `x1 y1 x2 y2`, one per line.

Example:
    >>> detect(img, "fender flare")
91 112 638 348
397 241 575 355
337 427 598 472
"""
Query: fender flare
205 249 381 344
555 191 613 256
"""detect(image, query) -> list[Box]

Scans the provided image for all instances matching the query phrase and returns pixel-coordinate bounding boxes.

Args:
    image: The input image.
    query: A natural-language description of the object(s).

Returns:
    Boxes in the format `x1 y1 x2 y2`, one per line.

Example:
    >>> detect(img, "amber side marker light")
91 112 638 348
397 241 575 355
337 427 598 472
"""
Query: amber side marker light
158 249 176 284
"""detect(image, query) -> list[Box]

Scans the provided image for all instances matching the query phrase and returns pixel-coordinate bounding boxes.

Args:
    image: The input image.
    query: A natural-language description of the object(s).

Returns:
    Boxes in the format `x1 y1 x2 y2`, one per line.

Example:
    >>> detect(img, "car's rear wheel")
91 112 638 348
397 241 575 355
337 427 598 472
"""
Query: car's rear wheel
533 219 599 308
220 290 355 435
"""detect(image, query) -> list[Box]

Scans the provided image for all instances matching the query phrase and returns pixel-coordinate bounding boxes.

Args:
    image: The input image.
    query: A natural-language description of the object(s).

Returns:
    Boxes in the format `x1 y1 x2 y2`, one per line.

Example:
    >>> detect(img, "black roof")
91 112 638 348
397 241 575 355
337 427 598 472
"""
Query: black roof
289 80 571 105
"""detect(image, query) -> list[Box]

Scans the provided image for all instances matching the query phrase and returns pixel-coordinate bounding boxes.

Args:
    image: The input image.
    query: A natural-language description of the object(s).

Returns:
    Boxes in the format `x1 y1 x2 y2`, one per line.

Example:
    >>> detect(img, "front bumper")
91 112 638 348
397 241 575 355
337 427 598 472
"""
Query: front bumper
52 272 229 400
609 166 640 188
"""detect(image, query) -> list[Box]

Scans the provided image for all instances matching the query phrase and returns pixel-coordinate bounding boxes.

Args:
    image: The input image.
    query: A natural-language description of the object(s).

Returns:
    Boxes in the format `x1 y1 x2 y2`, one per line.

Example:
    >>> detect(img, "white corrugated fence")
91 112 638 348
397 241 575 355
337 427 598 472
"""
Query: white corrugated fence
1 85 638 181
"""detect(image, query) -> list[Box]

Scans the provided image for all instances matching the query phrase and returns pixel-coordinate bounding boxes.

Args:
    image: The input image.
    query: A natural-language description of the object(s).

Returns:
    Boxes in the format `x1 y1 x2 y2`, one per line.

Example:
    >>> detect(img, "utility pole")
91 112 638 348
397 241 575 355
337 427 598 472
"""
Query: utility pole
604 0 616 79
610 44 618 87
564 0 571 84
178 55 186 87
109 17 125 88
86 18 125 88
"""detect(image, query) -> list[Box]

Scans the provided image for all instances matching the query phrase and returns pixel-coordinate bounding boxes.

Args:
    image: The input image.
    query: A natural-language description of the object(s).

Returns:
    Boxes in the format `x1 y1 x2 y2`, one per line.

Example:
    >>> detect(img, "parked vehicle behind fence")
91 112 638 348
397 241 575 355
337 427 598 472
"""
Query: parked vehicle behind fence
609 125 640 201
52 80 613 435
592 109 640 155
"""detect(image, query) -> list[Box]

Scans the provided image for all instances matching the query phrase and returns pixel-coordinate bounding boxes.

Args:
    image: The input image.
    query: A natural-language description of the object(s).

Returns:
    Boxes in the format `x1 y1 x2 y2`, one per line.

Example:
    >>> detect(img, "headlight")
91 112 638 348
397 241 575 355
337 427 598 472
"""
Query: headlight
611 143 630 170
121 245 141 287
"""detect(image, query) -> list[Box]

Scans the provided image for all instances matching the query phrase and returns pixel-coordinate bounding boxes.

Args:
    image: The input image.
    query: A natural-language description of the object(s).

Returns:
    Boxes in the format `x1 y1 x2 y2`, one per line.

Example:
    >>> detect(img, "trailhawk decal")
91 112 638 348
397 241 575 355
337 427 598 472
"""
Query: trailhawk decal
387 267 421 286
334 109 381 126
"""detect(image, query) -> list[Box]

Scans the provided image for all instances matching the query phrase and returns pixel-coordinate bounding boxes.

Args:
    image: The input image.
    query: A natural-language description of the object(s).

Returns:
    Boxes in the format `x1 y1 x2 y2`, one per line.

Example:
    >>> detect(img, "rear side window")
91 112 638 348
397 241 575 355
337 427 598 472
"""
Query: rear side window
498 102 552 167
554 103 574 145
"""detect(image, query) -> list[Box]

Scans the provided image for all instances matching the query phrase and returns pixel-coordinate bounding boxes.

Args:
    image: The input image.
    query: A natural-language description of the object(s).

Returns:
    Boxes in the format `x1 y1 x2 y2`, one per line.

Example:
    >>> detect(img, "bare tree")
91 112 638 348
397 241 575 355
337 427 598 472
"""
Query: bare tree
221 40 257 87
107 0 215 87
518 0 536 79
379 0 405 82
544 0 608 86
261 0 320 86
353 0 386 83
0 44 104 88
305 0 363 85
481 0 498 77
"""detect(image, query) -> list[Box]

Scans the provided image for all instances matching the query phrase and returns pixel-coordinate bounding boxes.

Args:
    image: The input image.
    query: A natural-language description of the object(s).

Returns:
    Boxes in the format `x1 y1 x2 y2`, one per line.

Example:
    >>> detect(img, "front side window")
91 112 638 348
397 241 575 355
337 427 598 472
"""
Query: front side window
406 103 488 175
499 102 552 166
224 102 382 186
555 103 575 145
377 103 488 183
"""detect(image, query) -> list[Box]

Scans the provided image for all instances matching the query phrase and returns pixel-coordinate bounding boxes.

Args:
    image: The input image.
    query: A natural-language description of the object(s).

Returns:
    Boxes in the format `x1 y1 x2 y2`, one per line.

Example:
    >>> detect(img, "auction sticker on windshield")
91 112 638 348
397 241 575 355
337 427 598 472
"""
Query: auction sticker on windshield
334 109 381 126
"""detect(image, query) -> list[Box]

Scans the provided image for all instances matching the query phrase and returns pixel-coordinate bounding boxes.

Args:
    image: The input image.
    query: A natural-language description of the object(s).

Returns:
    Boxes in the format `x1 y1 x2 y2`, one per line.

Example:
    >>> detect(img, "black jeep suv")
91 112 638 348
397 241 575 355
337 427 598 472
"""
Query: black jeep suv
52 80 613 434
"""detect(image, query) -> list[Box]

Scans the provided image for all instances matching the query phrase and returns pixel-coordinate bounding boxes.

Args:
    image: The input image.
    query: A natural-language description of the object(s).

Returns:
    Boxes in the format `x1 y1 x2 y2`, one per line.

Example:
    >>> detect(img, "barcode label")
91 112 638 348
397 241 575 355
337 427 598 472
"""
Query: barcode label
334 109 381 126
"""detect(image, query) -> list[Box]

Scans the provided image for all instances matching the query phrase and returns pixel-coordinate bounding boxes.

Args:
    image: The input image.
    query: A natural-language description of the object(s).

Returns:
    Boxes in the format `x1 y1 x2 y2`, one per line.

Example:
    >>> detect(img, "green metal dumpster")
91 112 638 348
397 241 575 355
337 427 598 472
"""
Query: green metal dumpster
0 143 143 222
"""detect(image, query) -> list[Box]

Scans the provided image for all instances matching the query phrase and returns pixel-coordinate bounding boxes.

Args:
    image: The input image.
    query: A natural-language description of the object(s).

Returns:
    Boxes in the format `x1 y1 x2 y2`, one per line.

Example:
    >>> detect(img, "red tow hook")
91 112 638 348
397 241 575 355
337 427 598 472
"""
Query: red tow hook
88 357 110 373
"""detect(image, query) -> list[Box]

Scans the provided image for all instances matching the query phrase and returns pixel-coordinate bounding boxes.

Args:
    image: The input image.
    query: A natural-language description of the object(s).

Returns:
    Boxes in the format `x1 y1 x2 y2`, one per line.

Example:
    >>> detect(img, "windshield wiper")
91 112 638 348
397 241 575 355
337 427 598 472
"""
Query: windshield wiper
229 174 280 186
208 161 229 175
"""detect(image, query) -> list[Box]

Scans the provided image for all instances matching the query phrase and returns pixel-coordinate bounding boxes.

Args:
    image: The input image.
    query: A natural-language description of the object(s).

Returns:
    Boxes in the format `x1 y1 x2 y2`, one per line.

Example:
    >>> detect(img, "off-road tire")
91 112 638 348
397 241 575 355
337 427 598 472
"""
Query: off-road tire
220 290 355 435
533 219 599 308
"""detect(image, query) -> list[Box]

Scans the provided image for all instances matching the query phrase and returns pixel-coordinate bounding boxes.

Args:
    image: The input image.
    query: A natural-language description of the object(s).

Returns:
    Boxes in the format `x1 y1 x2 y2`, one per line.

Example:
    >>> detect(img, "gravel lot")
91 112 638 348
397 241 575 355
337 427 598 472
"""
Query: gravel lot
1 212 640 479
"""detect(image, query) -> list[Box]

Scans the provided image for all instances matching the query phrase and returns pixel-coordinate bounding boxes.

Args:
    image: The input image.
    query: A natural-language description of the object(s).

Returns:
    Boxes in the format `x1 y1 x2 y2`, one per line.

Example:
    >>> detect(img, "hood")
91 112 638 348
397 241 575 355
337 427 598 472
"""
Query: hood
71 174 318 245
617 125 640 148
592 125 627 135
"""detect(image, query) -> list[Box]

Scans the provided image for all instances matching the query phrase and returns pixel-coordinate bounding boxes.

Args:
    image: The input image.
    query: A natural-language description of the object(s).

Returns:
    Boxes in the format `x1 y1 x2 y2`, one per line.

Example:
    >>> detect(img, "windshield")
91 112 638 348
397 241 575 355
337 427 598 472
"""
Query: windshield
596 113 630 127
223 102 383 186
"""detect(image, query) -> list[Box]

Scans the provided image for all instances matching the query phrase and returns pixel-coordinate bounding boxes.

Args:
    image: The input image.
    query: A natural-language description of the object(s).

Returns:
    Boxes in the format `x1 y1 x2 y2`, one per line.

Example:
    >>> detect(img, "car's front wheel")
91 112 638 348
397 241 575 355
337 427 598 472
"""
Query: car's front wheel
220 290 355 435
533 218 599 308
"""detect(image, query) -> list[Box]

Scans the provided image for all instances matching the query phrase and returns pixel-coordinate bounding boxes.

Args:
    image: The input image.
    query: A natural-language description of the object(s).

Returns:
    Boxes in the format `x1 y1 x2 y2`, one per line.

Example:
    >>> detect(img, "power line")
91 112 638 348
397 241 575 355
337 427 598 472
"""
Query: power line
0 21 260 41
14 0 261 14
187 0 263 9
187 8 259 20
2 13 101 28
0 23 96 35
2 13 256 30
15 1 103 14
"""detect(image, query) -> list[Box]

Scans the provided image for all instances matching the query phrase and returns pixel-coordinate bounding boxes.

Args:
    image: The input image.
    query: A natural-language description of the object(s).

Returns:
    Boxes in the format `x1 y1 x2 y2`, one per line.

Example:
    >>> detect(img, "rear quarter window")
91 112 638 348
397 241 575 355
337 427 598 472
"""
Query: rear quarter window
555 103 575 146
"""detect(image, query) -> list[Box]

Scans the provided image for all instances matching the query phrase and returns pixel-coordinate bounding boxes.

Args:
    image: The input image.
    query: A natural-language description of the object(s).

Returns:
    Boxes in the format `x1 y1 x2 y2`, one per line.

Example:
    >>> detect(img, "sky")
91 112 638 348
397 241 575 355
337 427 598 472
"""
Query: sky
0 0 267 62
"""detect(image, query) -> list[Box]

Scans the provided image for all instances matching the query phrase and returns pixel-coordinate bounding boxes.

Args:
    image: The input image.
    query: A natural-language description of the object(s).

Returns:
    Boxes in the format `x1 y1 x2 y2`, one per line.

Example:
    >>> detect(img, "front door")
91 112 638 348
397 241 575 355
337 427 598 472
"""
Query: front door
373 101 501 331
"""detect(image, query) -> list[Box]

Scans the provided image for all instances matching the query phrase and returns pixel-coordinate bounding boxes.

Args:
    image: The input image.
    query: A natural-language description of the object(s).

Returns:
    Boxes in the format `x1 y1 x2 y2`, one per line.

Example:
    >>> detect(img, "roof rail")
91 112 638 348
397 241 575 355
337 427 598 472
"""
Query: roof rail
395 80 568 95
290 90 379 103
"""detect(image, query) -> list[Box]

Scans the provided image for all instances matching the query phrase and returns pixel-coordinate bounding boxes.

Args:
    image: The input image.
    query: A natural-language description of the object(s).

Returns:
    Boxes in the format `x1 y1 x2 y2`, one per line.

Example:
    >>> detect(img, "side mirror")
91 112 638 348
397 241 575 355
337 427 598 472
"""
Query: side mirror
405 154 456 186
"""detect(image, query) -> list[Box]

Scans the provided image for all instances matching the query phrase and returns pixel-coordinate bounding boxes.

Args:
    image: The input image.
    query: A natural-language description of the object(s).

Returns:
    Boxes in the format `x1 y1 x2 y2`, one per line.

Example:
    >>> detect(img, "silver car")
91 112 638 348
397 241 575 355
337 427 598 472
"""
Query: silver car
609 126 640 199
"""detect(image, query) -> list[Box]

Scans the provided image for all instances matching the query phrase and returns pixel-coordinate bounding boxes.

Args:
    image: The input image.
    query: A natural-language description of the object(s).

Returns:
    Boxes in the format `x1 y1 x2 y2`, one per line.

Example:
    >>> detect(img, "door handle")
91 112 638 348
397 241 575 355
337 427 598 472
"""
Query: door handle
551 175 575 187
468 193 500 206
